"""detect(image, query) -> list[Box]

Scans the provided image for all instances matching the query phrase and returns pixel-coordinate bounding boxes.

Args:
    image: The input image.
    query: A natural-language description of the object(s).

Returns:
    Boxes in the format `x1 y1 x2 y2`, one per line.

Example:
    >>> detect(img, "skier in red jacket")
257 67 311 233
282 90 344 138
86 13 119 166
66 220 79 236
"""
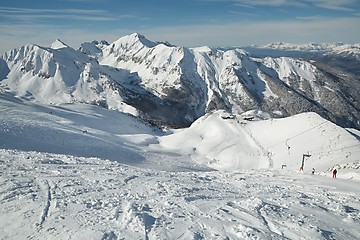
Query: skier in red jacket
332 169 337 178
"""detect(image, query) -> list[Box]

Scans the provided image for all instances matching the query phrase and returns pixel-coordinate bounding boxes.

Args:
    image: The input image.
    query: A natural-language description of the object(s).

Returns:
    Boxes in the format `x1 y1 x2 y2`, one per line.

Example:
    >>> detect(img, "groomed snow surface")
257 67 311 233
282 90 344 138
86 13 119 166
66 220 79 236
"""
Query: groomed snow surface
1 92 360 240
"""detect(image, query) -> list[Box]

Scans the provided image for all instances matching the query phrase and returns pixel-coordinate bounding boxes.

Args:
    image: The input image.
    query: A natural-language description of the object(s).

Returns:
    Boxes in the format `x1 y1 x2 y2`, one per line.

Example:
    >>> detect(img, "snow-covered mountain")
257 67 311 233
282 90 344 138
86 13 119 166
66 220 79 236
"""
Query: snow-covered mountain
261 42 359 53
244 42 360 76
0 39 139 115
1 33 359 129
254 42 360 61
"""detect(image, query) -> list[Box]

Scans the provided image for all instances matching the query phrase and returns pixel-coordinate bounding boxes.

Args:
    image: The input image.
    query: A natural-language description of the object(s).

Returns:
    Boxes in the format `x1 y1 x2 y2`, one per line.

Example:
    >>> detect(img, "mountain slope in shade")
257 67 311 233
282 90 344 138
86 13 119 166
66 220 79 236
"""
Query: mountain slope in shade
1 33 359 129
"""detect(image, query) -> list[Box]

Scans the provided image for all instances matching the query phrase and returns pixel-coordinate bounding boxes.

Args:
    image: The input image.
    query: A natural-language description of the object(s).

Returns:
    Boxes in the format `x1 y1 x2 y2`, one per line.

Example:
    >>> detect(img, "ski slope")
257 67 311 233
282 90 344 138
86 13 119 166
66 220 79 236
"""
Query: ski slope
1 92 360 239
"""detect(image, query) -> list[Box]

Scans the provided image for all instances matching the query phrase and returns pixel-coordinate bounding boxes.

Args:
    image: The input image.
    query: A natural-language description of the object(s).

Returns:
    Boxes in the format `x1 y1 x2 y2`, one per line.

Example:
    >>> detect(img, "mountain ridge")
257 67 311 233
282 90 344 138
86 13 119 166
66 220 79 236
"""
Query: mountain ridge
0 33 359 129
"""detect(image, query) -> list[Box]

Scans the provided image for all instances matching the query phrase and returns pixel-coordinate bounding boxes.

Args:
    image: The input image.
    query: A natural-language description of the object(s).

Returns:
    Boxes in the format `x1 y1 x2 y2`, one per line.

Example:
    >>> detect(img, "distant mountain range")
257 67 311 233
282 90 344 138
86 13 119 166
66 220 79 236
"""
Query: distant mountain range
1 33 359 129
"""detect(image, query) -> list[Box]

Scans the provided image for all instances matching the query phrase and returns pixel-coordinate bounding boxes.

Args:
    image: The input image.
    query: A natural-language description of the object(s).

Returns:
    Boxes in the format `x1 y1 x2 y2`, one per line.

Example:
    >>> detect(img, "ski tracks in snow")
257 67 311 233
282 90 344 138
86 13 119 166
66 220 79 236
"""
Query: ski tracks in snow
37 180 52 227
0 149 360 239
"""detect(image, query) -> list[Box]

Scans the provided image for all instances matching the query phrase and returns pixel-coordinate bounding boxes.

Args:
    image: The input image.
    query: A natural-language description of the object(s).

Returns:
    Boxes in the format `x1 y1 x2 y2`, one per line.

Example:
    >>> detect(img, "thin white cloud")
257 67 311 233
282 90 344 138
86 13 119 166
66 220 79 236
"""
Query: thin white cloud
307 0 358 11
228 10 255 16
232 3 255 9
2 13 119 22
236 0 304 7
203 0 358 11
61 0 105 2
295 15 329 20
0 7 136 23
201 0 305 7
0 7 106 14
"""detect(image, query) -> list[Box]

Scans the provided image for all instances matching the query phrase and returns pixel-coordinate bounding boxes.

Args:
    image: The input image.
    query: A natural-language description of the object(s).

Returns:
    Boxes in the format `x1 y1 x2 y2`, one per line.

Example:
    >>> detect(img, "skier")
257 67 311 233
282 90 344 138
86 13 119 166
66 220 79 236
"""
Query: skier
332 169 337 178
311 168 315 175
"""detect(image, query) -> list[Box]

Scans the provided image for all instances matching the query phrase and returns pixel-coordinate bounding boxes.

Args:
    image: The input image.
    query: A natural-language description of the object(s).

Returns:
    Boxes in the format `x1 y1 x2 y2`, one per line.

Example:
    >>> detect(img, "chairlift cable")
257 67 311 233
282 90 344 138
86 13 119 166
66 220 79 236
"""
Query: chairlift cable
311 143 360 157
268 120 329 149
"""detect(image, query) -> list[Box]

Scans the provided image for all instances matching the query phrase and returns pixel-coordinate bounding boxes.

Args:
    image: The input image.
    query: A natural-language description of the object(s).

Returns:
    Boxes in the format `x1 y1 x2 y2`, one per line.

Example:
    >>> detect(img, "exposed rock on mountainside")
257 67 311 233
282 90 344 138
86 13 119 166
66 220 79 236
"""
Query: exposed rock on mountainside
0 33 359 129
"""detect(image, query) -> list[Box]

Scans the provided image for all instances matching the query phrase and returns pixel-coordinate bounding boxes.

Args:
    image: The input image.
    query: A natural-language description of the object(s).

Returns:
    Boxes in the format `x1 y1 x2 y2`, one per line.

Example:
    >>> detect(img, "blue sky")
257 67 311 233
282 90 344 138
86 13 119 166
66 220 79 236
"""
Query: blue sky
0 0 359 52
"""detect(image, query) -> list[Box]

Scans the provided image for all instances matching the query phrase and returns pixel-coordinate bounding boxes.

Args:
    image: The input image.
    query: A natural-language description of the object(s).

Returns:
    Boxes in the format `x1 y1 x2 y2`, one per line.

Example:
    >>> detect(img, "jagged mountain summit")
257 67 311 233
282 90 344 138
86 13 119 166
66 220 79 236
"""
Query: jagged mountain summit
0 33 359 129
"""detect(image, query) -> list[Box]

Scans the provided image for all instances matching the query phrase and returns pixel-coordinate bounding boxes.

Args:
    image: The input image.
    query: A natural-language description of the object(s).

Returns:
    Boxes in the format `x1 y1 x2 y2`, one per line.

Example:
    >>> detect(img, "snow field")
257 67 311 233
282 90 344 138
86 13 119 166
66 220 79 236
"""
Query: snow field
0 149 359 239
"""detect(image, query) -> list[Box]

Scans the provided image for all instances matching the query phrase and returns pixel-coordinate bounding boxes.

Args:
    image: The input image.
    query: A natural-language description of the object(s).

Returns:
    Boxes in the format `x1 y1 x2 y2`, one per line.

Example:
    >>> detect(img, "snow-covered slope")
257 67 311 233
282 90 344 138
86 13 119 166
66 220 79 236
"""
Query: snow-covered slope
0 94 147 163
153 110 360 174
246 112 360 173
0 91 359 239
154 110 269 170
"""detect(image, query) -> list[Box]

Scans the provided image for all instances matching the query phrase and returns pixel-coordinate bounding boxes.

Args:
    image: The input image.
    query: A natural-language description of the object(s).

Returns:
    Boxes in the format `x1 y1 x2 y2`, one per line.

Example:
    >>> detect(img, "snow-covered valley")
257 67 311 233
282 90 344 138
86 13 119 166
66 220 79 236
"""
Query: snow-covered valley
1 91 359 239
